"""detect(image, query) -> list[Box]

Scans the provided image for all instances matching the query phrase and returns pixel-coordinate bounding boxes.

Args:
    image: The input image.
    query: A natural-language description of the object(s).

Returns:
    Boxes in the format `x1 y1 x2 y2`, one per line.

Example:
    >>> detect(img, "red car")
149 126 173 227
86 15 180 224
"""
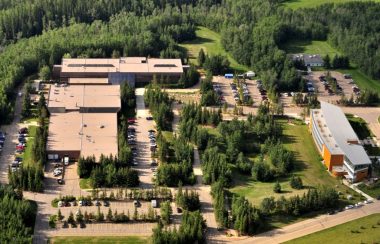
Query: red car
127 118 136 124
16 145 25 150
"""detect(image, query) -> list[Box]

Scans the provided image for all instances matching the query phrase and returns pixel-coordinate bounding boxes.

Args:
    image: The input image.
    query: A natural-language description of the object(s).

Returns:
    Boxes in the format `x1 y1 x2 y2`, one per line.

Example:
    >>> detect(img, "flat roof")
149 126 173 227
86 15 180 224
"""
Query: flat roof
60 57 183 74
47 112 118 159
320 101 371 166
311 109 343 155
48 85 120 110
68 78 109 84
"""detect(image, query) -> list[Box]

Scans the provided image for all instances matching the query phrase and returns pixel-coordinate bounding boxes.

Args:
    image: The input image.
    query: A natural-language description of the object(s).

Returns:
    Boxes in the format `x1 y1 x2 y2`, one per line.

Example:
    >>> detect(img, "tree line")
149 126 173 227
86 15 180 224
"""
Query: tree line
77 155 139 188
144 84 174 131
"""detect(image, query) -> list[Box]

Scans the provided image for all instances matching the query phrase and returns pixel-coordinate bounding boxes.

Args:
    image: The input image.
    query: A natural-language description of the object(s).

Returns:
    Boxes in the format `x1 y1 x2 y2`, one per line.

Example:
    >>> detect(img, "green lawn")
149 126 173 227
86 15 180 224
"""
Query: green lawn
230 119 358 221
286 214 380 244
79 178 92 189
283 0 380 10
346 114 373 139
51 236 150 244
281 40 340 57
179 27 249 72
357 182 380 199
21 125 38 166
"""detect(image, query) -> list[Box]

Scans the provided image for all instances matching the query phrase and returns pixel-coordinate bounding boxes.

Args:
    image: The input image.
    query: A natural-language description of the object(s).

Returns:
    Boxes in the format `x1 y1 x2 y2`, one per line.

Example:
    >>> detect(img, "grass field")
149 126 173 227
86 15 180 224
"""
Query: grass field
230 119 358 222
51 236 150 244
282 40 380 93
79 178 92 189
283 0 380 10
282 40 340 57
179 27 249 72
21 125 38 166
286 213 380 244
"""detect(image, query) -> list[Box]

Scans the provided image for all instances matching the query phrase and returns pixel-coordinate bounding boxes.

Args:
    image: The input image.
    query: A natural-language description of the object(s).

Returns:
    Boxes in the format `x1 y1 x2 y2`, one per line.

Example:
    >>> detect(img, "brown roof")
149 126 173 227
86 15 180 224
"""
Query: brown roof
47 112 118 159
60 57 183 74
48 84 121 111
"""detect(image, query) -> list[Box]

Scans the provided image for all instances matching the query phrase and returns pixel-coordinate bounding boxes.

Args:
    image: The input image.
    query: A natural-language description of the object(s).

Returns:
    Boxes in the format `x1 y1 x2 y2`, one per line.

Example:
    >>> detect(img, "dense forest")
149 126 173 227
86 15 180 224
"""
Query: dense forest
0 185 37 243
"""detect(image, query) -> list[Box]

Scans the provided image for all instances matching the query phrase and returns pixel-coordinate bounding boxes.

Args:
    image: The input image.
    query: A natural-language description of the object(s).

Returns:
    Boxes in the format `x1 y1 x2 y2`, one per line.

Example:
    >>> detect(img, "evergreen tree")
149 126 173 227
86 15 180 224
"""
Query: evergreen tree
273 181 281 193
198 48 206 67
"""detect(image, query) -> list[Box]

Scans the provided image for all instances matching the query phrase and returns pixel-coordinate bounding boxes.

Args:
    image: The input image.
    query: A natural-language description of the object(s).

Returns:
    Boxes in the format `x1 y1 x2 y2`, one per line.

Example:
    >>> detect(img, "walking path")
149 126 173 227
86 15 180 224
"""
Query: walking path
192 148 223 243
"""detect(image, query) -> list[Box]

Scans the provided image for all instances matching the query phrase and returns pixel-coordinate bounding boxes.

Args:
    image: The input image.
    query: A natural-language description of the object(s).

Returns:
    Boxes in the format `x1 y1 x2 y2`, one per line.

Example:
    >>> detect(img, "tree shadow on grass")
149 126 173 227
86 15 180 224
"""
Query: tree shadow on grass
181 36 214 45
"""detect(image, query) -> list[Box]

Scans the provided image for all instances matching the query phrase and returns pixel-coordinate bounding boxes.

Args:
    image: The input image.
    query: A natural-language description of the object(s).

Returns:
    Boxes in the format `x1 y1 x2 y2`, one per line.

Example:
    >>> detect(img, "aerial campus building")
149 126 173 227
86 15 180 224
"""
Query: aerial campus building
47 57 184 161
52 57 185 86
46 85 120 160
310 102 372 182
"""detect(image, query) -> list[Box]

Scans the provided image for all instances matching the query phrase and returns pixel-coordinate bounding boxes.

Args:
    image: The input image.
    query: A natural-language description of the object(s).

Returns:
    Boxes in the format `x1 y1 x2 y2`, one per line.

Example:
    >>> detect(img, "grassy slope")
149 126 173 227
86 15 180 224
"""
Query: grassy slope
282 40 341 57
358 183 380 198
230 120 357 217
282 40 380 93
283 0 380 10
179 27 249 72
51 236 150 244
286 213 380 244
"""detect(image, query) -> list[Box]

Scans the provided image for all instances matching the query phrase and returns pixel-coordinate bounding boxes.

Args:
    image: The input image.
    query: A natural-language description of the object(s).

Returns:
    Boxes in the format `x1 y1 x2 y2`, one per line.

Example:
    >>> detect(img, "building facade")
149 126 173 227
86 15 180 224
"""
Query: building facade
53 57 184 86
310 102 371 182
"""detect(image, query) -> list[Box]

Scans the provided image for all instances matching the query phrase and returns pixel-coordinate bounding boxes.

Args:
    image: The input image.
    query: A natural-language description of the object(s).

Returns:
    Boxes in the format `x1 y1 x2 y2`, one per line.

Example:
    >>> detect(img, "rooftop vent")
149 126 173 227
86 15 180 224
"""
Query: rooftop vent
153 64 176 68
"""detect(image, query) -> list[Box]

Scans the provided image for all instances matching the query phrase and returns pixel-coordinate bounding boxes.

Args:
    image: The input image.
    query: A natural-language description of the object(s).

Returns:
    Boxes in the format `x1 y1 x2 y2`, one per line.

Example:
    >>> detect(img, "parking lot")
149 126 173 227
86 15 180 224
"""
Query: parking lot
134 88 156 188
308 71 358 103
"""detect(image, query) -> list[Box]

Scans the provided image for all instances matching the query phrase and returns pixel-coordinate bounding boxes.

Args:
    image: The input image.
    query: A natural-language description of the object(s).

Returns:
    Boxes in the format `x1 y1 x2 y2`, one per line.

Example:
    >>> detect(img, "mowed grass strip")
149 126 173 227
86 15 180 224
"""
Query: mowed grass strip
179 26 249 72
230 119 356 208
283 0 380 10
286 213 380 244
51 236 150 244
21 125 38 167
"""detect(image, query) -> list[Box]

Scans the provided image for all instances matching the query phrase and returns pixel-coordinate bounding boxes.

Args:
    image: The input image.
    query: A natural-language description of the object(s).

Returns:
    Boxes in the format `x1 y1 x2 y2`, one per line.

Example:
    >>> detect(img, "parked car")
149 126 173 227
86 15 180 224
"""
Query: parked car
18 128 28 134
57 179 64 185
133 200 140 207
103 200 110 207
345 205 354 210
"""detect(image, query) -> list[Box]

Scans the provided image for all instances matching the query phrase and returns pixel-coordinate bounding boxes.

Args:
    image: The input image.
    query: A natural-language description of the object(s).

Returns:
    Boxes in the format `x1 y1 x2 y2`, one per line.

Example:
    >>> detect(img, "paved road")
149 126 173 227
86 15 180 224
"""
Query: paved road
230 201 380 244
192 149 223 243
135 88 155 188
0 89 23 184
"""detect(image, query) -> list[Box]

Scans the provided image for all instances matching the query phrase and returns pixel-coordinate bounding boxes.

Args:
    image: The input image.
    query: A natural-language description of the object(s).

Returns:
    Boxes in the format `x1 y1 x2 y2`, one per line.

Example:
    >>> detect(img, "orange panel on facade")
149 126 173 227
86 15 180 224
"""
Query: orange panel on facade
322 145 343 171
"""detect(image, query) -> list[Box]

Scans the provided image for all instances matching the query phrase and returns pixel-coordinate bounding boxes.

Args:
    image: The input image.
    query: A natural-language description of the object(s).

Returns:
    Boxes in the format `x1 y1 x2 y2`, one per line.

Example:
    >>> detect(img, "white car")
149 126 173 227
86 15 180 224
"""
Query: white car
364 199 373 204
58 201 63 207
345 205 354 210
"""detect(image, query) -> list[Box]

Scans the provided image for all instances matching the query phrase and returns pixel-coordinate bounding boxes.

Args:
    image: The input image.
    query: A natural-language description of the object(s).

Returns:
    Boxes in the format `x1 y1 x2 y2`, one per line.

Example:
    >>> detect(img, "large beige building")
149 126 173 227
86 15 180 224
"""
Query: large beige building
53 57 184 85
46 84 120 160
